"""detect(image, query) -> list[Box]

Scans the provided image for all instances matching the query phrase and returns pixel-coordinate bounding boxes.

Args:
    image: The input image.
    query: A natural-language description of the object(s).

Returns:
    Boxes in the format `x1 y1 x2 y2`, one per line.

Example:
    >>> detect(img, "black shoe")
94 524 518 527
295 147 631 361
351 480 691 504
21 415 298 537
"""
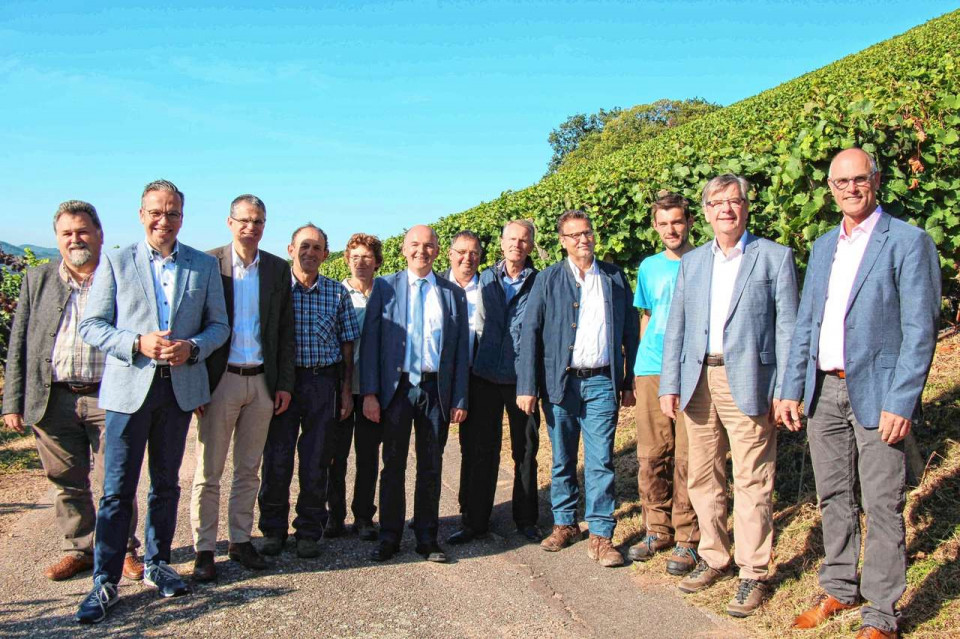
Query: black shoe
354 518 379 541
75 576 118 624
324 519 346 538
518 525 543 542
447 527 488 545
415 542 448 563
228 542 268 570
260 536 286 556
371 541 399 562
192 550 217 582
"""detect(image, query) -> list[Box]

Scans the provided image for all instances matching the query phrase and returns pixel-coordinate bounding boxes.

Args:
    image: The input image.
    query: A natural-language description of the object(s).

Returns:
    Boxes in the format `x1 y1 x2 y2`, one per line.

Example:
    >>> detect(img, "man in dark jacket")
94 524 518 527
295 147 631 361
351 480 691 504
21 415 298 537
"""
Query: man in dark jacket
447 220 542 545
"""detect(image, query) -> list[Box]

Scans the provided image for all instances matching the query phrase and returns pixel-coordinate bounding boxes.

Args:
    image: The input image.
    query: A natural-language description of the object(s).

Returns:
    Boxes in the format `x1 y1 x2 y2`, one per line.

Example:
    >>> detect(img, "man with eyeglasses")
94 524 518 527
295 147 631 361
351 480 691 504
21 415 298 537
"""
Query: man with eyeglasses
779 148 940 639
189 195 295 581
659 174 798 617
517 210 638 568
76 179 230 623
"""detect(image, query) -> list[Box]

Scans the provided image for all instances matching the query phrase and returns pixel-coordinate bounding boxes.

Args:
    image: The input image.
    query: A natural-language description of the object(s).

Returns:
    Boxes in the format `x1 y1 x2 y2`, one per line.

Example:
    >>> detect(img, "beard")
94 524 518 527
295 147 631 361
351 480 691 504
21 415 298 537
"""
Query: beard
66 245 93 267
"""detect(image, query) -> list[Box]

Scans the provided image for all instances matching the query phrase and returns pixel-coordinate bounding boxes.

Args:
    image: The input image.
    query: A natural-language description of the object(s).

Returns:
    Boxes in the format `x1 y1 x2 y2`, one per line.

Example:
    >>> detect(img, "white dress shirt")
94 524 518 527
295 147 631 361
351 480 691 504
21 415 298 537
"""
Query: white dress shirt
146 240 178 333
228 248 264 366
818 207 883 371
453 273 479 363
403 270 443 374
569 257 610 369
708 234 746 355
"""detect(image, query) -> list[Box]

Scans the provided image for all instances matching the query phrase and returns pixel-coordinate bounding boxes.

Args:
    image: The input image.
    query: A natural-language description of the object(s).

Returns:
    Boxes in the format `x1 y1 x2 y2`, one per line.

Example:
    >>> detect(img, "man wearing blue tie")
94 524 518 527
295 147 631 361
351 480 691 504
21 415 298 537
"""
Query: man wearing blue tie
359 224 470 563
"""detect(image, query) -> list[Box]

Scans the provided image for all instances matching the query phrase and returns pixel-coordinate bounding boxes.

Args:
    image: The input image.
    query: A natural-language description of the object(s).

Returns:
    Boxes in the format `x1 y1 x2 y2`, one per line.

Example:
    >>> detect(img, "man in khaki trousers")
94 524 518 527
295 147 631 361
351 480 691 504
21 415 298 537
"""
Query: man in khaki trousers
660 175 798 617
190 194 295 581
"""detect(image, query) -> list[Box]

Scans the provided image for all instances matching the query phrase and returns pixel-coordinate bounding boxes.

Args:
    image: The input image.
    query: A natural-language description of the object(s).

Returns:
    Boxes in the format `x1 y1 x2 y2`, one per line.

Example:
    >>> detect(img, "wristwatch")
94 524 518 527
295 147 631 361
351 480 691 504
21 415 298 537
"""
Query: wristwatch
133 334 141 357
188 341 200 365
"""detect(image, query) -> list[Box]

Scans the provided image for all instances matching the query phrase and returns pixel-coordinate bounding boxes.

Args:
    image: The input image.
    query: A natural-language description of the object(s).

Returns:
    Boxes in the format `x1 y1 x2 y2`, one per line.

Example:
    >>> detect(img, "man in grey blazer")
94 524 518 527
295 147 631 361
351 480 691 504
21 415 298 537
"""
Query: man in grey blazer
3 200 140 582
779 149 940 639
75 179 229 624
360 224 470 564
660 174 798 616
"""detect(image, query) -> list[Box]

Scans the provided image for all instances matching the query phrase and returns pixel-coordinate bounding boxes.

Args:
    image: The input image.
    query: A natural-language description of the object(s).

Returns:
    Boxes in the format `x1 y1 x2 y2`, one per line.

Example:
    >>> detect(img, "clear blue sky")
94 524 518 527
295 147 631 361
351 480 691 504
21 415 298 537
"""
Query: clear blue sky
2 1 956 257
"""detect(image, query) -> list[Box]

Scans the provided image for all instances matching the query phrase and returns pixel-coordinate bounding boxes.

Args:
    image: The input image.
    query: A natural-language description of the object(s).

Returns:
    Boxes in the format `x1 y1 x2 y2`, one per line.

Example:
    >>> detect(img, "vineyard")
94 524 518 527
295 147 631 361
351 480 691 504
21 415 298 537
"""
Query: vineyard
320 9 960 312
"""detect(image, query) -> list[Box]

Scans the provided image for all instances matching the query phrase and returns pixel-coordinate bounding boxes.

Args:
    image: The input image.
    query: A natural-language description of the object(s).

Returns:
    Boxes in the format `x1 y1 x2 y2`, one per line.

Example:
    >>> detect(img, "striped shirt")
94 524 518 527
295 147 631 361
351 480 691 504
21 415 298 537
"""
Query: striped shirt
291 273 360 367
51 260 105 383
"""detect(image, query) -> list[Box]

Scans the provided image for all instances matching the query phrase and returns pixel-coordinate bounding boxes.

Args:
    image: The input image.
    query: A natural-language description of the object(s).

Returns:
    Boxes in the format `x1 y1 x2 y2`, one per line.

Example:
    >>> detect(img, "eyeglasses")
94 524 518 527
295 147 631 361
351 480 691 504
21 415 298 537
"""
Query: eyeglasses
828 172 876 191
559 229 595 241
705 198 746 209
144 210 182 221
230 216 265 228
451 249 481 259
348 254 375 263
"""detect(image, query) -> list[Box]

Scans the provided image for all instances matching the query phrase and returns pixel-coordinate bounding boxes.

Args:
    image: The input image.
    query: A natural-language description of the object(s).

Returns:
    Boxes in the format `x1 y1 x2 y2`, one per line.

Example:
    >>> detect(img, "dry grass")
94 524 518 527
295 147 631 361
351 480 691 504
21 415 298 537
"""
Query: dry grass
524 334 960 637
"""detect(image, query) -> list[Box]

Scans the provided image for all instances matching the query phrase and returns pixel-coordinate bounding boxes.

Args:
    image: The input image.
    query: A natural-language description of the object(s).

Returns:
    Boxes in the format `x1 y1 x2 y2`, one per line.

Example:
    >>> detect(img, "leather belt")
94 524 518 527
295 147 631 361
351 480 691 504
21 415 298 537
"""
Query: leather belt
296 363 340 377
400 371 439 384
54 381 100 395
156 365 172 379
569 366 609 379
822 369 846 379
705 354 725 367
227 364 265 376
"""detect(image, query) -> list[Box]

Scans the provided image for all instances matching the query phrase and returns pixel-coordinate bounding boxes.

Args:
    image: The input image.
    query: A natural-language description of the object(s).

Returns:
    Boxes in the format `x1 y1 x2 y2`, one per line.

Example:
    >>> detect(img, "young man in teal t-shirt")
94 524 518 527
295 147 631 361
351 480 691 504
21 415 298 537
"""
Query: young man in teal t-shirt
627 191 701 576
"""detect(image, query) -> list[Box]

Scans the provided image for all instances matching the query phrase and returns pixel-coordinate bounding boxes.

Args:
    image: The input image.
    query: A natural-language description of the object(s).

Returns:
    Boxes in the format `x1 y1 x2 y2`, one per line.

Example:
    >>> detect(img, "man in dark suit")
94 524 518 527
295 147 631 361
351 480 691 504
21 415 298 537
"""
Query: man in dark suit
189 194 295 581
516 209 639 568
76 179 230 623
780 148 940 639
3 200 141 582
360 224 470 563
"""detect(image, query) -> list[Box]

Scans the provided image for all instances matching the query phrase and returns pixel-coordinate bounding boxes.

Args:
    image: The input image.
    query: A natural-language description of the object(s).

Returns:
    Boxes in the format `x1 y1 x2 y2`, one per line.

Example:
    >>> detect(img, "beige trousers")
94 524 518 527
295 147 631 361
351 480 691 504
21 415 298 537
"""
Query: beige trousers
682 366 776 580
190 371 275 551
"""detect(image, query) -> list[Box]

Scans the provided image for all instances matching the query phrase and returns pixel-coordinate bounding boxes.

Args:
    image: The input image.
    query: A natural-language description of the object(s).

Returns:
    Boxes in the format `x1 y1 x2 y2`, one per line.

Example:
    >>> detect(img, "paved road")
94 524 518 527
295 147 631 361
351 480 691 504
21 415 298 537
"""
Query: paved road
0 421 741 638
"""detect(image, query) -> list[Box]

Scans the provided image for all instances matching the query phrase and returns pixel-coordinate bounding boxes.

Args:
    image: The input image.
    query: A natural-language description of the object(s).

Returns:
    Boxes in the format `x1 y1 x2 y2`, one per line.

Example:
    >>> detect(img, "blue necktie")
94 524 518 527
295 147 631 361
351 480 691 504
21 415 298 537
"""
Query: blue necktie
409 278 426 385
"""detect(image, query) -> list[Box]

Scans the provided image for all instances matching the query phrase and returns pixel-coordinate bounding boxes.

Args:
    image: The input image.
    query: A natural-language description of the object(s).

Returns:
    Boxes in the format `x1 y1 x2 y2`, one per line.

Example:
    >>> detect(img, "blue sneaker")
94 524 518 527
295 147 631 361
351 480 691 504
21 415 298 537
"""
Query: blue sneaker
75 576 118 624
144 561 190 597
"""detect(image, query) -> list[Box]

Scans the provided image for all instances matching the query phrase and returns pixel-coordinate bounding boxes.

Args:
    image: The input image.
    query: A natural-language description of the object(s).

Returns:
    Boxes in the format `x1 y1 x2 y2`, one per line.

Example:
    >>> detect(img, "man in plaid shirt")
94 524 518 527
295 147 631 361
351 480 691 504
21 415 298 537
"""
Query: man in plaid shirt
257 223 360 559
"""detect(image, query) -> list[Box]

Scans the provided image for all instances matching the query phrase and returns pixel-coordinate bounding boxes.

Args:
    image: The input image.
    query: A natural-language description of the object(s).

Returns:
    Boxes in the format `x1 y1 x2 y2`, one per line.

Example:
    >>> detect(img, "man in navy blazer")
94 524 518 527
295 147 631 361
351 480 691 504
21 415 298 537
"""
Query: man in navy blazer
359 224 470 563
659 174 798 617
779 149 940 639
517 209 639 568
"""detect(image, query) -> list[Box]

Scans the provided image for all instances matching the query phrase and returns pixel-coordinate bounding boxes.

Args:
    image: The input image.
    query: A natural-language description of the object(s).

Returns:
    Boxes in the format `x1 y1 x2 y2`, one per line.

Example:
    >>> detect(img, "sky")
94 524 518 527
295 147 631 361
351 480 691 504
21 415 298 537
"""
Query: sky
1 1 956 258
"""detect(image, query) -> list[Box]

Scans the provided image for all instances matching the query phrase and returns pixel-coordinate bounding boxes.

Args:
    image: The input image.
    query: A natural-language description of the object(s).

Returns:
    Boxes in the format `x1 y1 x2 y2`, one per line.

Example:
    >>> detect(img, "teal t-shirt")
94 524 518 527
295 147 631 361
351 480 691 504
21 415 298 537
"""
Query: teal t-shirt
633 251 682 376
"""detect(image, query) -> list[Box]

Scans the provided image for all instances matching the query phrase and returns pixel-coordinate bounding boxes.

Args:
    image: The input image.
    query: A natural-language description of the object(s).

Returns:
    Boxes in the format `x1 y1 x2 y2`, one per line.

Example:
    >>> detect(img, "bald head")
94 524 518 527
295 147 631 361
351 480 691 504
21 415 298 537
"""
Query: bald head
403 224 439 276
828 148 878 179
828 148 881 226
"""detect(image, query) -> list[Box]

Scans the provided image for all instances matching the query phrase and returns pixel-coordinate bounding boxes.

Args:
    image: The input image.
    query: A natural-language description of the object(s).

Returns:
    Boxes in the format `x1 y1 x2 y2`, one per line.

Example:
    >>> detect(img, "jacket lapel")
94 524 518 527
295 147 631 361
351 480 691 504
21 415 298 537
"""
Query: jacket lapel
134 242 160 327
257 253 272 338
395 270 409 331
219 246 236 328
812 227 841 324
845 212 891 315
725 232 759 323
169 245 191 331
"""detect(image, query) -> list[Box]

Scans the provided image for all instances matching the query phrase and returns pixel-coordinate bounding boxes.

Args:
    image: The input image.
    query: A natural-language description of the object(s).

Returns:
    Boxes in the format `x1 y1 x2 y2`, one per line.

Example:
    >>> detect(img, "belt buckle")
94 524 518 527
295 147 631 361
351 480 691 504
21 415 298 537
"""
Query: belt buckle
157 366 172 379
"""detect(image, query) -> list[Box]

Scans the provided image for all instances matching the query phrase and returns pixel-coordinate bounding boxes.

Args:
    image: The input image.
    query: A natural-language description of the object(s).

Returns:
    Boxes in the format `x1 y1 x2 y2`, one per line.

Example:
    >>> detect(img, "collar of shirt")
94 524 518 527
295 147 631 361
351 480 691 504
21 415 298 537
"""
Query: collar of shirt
58 260 93 290
232 247 260 273
498 261 529 283
291 271 321 292
839 206 882 243
453 273 479 292
341 278 371 297
406 269 437 288
146 240 180 263
710 233 746 262
567 256 598 284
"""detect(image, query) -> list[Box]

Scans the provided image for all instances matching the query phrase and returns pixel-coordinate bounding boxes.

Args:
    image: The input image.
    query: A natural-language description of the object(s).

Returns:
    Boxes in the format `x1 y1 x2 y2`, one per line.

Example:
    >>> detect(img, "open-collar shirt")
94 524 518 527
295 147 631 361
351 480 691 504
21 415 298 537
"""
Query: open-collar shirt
403 269 443 374
51 261 104 383
568 257 609 369
146 240 179 332
708 233 746 355
228 248 263 366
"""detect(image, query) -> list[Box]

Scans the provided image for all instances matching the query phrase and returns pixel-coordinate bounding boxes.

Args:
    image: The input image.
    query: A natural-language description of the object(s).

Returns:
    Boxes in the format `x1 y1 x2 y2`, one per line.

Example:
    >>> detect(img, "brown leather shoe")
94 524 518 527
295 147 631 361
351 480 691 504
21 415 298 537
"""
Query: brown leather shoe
228 541 268 570
792 592 859 629
123 551 145 581
43 554 93 581
677 558 733 593
192 550 217 582
855 626 897 638
540 524 581 552
587 534 624 567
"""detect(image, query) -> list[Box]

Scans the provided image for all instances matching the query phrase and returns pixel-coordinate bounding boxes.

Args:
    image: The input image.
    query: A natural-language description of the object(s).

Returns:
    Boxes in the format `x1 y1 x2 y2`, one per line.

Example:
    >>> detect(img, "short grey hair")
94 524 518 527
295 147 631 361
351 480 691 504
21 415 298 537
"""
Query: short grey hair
701 174 750 209
230 194 266 217
556 209 591 235
142 179 185 208
53 200 103 233
827 148 880 178
290 223 328 249
502 219 536 244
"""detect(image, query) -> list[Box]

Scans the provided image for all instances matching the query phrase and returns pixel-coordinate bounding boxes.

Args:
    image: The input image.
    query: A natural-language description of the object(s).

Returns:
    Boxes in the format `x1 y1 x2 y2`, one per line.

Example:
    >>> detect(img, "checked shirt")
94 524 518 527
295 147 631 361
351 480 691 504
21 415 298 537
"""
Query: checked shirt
291 273 360 367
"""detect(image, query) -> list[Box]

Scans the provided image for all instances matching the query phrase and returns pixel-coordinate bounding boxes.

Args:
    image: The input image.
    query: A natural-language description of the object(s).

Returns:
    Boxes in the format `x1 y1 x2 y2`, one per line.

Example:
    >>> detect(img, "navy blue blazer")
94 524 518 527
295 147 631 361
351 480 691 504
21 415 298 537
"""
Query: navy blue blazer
780 212 940 428
516 259 639 404
358 270 470 420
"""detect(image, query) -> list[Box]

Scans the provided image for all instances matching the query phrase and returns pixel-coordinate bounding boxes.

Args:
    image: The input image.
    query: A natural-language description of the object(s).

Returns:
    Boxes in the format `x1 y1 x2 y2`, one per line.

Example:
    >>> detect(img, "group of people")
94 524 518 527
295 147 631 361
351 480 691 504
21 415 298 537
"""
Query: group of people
1 147 940 638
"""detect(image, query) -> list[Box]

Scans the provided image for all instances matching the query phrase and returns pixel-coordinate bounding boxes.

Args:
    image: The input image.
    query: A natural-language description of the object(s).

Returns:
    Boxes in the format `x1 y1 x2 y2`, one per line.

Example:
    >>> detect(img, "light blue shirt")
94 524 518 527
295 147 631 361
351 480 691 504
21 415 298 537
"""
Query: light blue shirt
145 240 179 332
633 251 681 376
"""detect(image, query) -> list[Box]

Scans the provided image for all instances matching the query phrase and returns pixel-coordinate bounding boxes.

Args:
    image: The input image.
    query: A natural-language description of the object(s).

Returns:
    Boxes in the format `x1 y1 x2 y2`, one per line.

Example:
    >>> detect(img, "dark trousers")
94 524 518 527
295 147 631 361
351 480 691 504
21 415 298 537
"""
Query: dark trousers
93 374 191 583
327 394 382 523
808 372 907 633
379 376 448 545
458 374 540 532
258 367 338 541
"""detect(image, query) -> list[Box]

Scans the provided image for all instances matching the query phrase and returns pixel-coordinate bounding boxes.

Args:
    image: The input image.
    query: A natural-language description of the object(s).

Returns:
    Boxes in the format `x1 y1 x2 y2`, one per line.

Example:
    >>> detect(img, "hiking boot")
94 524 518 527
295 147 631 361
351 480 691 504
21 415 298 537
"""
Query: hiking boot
726 578 769 617
540 525 581 552
677 558 733 594
587 534 624 567
665 545 699 576
626 533 673 562
260 536 285 556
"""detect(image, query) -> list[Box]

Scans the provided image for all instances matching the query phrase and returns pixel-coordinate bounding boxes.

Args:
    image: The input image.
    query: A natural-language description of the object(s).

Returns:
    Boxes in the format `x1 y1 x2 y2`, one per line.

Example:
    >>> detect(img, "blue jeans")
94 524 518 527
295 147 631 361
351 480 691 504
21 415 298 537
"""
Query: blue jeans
93 374 192 583
542 374 618 538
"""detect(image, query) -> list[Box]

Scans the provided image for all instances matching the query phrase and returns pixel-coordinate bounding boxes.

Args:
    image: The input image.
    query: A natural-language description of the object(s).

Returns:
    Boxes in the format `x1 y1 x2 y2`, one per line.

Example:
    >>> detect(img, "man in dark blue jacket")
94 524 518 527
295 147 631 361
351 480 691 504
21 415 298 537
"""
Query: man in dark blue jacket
447 220 542 545
517 210 638 567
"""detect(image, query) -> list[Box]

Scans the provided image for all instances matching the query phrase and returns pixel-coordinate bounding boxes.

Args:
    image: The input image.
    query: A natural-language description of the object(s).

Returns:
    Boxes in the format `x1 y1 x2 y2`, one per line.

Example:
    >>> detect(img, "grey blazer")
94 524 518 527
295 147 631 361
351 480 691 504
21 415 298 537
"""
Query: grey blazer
780 212 940 428
79 241 230 413
660 232 799 416
2 261 75 424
